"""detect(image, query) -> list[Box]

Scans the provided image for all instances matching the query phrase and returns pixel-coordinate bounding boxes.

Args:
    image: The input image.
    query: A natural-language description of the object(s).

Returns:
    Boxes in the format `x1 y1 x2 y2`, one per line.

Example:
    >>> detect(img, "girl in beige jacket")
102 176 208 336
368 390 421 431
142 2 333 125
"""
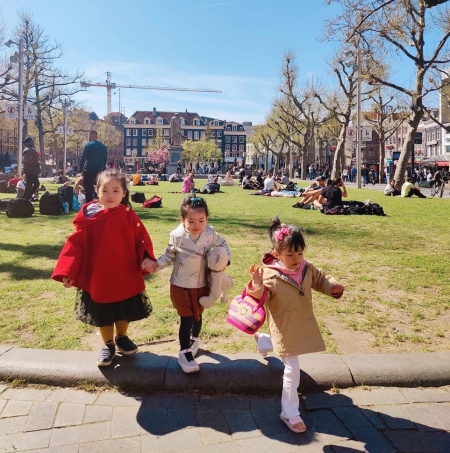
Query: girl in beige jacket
249 217 346 434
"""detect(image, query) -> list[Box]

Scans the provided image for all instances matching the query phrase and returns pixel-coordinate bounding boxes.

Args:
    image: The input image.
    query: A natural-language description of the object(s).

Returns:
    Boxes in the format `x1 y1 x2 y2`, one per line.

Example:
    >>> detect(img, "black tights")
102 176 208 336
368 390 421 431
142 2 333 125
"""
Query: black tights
179 315 202 361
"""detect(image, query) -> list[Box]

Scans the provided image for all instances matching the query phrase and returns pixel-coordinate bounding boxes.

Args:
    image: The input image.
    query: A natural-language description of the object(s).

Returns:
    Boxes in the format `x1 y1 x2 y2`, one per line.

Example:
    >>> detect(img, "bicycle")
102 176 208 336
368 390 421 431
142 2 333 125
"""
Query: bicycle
430 180 445 198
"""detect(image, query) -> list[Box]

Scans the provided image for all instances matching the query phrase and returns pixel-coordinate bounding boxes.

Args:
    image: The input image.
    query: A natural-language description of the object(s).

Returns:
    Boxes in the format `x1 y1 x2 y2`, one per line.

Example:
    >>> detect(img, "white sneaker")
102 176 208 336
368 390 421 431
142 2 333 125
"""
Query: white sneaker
190 337 200 357
178 350 200 373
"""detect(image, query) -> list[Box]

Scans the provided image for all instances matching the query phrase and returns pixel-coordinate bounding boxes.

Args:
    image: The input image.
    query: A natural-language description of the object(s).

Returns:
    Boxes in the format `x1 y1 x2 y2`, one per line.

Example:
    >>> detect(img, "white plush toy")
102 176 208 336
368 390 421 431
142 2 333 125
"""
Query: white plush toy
199 247 234 308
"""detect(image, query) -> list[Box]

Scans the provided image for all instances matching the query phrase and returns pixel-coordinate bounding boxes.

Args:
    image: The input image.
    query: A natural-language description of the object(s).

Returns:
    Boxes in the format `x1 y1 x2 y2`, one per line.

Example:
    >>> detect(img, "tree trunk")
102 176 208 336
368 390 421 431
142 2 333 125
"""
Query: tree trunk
331 127 346 179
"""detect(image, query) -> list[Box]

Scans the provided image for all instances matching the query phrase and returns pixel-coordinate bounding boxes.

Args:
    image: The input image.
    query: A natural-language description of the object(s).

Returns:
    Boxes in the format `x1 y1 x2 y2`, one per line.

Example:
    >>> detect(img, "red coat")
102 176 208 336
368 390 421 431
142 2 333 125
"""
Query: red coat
52 202 155 303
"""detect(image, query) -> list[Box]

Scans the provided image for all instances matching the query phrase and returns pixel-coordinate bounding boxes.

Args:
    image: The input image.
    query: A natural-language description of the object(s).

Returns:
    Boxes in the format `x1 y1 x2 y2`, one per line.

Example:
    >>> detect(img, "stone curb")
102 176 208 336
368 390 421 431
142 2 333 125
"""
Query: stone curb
0 345 449 393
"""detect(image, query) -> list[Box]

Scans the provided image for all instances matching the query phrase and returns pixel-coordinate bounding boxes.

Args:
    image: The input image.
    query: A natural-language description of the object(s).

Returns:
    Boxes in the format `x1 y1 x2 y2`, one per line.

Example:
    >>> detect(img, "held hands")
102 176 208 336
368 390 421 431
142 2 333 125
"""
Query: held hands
330 284 347 299
249 264 264 289
62 277 73 288
142 258 158 274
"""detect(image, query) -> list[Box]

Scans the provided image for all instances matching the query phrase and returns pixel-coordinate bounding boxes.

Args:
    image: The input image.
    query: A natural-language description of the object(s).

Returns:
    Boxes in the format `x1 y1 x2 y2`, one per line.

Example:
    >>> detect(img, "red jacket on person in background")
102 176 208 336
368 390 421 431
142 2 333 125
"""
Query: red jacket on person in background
52 202 155 303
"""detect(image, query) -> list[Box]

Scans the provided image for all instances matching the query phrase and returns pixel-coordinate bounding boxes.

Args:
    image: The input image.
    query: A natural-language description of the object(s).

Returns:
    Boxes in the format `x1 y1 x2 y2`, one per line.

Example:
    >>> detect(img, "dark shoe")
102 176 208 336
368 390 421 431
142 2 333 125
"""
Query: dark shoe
97 341 116 367
115 335 138 355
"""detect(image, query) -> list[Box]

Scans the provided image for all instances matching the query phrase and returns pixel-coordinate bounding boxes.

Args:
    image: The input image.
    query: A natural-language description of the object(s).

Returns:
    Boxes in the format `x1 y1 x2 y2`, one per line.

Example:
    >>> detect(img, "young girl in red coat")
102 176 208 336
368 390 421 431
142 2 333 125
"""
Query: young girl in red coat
249 217 346 434
52 169 156 367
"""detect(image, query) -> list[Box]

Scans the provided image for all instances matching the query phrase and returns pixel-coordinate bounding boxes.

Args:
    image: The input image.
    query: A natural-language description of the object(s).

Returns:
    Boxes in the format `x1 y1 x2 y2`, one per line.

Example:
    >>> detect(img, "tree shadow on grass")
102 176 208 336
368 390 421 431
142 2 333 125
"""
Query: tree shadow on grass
0 241 62 260
0 262 51 280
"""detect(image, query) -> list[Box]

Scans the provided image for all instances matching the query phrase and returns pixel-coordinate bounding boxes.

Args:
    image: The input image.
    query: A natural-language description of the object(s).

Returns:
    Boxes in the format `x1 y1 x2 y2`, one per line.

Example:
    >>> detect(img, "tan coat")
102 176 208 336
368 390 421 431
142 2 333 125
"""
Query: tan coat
247 261 338 357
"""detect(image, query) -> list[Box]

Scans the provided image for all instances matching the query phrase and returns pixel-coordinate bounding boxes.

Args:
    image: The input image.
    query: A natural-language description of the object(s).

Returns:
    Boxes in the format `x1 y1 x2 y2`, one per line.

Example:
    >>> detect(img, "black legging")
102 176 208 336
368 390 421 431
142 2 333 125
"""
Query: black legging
23 174 39 201
179 315 202 351
83 170 100 202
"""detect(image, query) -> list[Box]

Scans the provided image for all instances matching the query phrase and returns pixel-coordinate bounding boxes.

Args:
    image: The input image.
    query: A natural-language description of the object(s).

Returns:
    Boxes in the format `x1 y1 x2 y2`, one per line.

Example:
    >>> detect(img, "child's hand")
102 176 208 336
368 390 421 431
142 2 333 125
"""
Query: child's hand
62 277 73 288
249 264 264 289
330 284 347 299
142 258 158 273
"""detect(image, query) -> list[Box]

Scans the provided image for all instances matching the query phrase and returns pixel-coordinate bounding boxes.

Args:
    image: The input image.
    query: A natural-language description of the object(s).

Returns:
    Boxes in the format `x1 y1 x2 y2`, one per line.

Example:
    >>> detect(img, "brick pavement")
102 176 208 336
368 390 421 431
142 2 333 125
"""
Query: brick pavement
0 384 449 452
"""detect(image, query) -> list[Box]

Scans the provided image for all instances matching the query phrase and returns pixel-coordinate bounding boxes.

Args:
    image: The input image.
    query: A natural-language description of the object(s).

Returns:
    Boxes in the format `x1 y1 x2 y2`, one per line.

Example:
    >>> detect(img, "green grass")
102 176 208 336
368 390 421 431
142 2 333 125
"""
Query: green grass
1 180 449 354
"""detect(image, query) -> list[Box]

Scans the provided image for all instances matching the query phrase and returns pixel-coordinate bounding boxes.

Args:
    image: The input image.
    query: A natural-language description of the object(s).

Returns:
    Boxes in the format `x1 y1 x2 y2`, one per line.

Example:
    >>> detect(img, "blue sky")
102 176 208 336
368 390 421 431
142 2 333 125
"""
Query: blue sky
1 0 348 124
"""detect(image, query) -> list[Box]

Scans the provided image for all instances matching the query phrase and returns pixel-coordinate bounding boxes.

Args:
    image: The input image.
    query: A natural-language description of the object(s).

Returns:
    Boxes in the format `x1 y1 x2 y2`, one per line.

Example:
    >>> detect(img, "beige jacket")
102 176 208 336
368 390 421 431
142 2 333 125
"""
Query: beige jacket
247 261 338 357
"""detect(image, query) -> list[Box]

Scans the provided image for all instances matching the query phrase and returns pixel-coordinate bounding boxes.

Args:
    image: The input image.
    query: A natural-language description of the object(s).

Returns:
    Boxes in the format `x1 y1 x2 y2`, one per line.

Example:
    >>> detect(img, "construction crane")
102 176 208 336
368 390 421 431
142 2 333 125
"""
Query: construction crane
80 72 222 115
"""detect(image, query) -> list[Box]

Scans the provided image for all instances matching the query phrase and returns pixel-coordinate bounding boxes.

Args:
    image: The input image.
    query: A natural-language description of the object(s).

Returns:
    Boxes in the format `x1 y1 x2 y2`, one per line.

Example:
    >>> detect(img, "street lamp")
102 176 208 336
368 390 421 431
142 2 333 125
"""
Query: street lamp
61 98 74 176
5 38 38 177
344 50 362 188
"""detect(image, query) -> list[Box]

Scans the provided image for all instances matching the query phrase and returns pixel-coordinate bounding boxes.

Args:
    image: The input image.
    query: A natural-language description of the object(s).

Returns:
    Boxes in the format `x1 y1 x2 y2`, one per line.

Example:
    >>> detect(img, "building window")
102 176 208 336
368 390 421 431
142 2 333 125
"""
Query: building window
142 129 147 136
142 139 147 146
180 118 186 125
133 138 138 146
211 131 216 136
232 145 237 151
214 120 220 126
164 129 170 136
144 118 151 124
194 131 199 140
239 136 244 143
225 144 230 151
156 117 163 125
193 119 200 125
126 129 131 136
232 136 237 143
188 131 193 140
125 148 131 156
129 118 136 124
164 139 170 145
133 129 138 136
200 131 205 139
232 125 237 131
217 131 222 137
148 129 153 137
126 138 131 146
225 136 231 143
147 138 154 146
239 145 244 152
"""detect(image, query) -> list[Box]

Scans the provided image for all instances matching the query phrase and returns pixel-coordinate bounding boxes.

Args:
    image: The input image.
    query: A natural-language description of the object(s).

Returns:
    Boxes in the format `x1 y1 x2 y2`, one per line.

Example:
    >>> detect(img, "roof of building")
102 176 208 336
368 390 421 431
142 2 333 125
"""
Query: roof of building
126 110 204 126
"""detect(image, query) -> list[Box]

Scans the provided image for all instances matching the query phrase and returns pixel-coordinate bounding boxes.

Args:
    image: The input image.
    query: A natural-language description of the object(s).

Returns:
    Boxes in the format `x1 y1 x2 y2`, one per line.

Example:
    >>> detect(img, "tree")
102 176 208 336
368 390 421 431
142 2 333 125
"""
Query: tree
325 0 450 185
248 123 281 172
182 139 222 168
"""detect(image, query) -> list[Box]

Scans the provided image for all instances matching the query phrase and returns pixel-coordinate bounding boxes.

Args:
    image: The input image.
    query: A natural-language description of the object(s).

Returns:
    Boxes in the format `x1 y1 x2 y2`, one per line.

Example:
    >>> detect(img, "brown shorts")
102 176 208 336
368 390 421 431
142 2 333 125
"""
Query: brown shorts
170 284 210 320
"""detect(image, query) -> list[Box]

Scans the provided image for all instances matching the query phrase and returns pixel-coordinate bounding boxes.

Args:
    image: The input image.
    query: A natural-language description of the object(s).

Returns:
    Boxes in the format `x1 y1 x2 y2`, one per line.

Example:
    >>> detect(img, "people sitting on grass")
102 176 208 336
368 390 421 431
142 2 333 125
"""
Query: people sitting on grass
292 176 326 208
203 176 221 194
131 171 144 186
169 173 183 182
219 171 235 186
317 177 347 210
54 170 72 184
16 175 26 198
401 177 426 198
182 173 196 193
241 173 260 190
384 179 400 196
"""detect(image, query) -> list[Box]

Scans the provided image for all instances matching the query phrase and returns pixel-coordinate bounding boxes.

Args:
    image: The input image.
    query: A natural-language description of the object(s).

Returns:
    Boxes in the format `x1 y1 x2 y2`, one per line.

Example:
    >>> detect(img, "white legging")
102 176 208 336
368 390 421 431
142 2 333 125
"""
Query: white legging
256 333 300 419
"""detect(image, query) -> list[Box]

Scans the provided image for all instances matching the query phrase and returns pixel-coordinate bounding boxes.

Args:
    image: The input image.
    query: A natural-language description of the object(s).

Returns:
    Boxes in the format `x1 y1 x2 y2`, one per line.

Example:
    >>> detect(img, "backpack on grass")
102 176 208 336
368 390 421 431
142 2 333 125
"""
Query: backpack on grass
5 199 35 218
0 198 14 211
131 192 146 203
58 186 74 211
39 192 63 215
143 195 162 208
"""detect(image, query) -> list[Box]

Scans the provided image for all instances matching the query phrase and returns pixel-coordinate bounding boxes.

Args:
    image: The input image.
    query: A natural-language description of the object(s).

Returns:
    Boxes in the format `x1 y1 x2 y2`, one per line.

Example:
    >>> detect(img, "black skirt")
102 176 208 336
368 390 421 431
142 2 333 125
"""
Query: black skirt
74 290 152 327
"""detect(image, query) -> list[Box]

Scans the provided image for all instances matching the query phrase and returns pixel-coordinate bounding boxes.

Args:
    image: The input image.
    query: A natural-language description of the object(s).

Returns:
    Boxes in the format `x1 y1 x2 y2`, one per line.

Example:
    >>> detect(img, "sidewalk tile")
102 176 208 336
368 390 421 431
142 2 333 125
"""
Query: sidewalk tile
236 431 307 453
26 446 79 453
400 387 450 403
79 436 141 453
0 415 27 435
303 391 355 410
137 407 169 435
141 428 203 452
0 385 7 394
94 391 143 407
143 393 198 409
0 429 51 452
84 404 112 424
177 442 240 453
49 420 111 447
111 406 140 439
350 387 409 406
1 399 32 417
372 404 416 429
386 431 450 453
197 409 230 445
1 387 52 401
250 395 280 412
333 406 396 453
224 409 260 440
425 403 450 430
307 409 351 439
168 408 197 430
24 401 58 431
197 395 250 410
359 408 384 430
398 403 447 431
326 439 368 452
54 402 85 427
47 388 98 405
0 399 6 414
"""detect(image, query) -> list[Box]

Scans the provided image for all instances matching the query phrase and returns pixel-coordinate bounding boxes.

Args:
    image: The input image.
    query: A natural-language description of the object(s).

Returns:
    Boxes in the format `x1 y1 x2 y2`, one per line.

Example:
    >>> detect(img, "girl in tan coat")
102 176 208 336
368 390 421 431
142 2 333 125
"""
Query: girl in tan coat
249 217 346 434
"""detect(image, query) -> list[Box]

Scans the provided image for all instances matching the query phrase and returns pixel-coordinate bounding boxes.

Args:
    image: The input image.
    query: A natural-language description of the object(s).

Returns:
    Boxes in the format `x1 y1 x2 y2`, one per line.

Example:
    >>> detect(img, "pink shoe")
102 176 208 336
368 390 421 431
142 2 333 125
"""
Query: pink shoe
280 415 307 433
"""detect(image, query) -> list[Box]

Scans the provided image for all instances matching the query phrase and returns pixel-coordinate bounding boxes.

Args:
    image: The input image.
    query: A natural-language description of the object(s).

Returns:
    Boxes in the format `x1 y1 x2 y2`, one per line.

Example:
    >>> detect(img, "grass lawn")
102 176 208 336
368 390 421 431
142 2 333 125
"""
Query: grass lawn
0 180 449 356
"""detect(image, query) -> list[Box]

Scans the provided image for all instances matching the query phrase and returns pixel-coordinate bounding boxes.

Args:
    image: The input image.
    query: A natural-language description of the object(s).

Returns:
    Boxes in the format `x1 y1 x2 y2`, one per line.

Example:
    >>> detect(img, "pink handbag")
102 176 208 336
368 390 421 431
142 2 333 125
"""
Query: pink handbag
227 287 267 334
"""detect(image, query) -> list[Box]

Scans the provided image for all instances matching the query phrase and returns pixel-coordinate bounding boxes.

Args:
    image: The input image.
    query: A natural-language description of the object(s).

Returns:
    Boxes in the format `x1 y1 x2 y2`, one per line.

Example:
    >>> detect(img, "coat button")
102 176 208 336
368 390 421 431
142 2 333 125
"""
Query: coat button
126 208 130 211
142 240 145 243
137 222 140 226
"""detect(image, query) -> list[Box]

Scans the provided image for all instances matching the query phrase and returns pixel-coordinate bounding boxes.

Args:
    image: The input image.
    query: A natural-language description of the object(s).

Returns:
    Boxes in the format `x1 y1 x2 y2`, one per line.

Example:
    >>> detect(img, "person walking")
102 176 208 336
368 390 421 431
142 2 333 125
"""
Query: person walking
151 196 231 374
79 131 107 202
22 137 41 201
250 217 345 433
52 170 156 367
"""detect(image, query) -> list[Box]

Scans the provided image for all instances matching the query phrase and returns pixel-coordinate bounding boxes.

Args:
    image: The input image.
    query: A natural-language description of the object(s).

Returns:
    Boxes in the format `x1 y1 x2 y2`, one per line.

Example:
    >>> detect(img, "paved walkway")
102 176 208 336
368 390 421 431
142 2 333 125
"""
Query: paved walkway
0 384 449 452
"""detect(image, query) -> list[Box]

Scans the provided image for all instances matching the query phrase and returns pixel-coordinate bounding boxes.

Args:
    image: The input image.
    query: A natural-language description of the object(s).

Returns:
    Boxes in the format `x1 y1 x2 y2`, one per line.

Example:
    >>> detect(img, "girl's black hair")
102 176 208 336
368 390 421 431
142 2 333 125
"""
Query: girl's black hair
180 195 209 218
268 216 306 252
96 169 131 208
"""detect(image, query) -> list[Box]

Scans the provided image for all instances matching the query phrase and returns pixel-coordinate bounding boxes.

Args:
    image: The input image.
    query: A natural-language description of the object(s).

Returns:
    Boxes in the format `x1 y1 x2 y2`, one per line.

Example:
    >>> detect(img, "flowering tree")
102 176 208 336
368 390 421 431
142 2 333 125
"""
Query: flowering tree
147 146 169 166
